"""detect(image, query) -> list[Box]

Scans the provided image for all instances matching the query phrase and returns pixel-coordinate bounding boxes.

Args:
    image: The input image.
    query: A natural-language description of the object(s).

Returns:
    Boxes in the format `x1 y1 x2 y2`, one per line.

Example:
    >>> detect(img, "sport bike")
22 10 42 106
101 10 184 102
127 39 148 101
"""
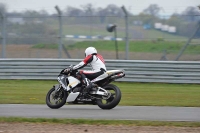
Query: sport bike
46 65 125 110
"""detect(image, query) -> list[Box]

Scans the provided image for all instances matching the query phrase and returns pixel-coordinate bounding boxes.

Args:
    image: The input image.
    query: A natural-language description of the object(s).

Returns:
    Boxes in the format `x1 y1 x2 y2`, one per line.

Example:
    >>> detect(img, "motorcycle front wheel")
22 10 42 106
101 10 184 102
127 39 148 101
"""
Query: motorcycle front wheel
46 87 68 109
96 84 121 110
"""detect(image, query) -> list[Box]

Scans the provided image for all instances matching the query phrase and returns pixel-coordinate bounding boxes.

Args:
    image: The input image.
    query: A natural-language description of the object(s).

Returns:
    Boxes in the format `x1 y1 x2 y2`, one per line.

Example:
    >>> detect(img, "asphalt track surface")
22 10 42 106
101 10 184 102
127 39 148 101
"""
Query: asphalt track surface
0 104 200 122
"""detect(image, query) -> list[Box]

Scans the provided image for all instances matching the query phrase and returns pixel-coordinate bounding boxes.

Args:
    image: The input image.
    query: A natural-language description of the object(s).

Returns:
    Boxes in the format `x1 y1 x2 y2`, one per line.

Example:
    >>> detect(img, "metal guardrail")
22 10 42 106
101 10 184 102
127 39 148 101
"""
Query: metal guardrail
0 59 200 84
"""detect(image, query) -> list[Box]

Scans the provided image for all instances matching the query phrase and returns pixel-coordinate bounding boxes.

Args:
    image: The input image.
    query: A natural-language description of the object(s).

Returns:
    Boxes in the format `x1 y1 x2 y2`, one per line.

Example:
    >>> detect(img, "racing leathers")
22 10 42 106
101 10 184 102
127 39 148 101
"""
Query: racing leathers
72 53 107 93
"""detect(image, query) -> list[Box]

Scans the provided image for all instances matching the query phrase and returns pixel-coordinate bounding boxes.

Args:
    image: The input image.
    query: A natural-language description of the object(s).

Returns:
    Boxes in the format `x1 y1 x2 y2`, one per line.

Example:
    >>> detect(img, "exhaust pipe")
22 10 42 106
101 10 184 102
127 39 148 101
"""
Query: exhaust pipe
110 73 125 80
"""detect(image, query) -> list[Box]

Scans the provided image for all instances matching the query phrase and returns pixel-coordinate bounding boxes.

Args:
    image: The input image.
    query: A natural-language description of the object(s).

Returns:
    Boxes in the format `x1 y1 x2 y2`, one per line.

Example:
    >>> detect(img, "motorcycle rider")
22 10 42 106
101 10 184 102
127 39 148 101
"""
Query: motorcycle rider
63 47 107 94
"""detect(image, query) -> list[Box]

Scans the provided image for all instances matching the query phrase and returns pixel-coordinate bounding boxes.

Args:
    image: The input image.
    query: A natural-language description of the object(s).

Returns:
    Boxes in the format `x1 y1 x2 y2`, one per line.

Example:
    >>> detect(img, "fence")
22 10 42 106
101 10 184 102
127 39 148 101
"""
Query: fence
0 11 200 60
0 59 200 84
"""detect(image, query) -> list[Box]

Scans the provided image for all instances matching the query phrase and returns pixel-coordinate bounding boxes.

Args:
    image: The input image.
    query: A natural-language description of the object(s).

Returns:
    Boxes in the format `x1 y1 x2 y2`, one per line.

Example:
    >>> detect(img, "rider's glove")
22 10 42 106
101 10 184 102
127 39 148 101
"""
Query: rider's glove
61 68 68 74
61 67 73 74
68 66 73 73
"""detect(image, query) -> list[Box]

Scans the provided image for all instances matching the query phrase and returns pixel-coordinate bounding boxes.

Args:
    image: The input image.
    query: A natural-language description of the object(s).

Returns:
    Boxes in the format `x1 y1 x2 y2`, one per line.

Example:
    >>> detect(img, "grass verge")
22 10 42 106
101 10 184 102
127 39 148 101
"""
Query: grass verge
0 117 200 127
32 40 200 54
0 80 200 107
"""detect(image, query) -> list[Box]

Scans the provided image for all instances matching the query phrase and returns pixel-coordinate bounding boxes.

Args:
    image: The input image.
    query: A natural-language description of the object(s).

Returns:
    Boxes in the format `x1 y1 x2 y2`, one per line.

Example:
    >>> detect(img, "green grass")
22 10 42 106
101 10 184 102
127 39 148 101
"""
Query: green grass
0 80 200 107
0 117 200 127
116 82 200 107
32 40 200 54
69 41 200 54
145 29 187 41
67 41 184 52
0 80 56 104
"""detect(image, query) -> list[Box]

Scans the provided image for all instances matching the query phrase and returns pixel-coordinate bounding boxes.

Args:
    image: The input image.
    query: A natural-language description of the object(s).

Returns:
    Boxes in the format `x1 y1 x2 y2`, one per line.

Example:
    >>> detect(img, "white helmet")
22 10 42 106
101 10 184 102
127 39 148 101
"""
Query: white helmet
85 47 97 57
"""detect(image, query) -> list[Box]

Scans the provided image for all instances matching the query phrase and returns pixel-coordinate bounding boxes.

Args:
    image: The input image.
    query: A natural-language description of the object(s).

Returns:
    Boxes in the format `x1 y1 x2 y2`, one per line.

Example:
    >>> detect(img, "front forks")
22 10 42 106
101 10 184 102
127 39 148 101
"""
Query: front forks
54 84 61 92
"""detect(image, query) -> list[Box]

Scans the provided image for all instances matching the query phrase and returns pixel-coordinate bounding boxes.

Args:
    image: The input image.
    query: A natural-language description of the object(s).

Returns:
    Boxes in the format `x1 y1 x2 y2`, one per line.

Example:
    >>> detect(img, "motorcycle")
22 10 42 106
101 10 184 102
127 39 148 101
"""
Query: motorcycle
46 65 125 110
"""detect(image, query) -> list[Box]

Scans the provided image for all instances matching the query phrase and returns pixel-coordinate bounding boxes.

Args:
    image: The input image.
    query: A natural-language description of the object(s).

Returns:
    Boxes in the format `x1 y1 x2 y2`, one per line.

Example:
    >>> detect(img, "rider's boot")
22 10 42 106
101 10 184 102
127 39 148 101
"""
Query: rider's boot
82 78 96 95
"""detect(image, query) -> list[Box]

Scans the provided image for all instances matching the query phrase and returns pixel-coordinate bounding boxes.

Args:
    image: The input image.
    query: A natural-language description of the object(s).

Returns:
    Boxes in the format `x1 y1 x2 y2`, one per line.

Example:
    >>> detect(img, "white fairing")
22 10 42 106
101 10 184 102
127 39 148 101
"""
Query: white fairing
66 92 80 102
66 77 81 102
66 76 81 91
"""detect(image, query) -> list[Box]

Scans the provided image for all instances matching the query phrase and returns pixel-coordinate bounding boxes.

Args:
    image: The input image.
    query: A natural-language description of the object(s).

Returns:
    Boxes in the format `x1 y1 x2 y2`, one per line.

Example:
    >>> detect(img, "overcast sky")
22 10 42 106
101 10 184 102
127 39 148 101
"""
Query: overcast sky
0 0 199 15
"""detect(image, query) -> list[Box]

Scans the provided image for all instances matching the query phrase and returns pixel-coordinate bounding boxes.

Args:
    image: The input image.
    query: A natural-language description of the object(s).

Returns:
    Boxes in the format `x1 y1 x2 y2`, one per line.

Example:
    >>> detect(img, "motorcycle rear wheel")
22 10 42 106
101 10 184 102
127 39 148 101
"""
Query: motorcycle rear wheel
46 87 68 109
96 84 121 110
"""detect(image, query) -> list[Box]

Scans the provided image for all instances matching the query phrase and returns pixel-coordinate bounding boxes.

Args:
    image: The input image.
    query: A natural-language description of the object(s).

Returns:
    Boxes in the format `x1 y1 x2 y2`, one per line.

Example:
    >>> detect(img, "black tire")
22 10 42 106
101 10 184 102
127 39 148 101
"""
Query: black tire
46 87 68 109
96 84 121 110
